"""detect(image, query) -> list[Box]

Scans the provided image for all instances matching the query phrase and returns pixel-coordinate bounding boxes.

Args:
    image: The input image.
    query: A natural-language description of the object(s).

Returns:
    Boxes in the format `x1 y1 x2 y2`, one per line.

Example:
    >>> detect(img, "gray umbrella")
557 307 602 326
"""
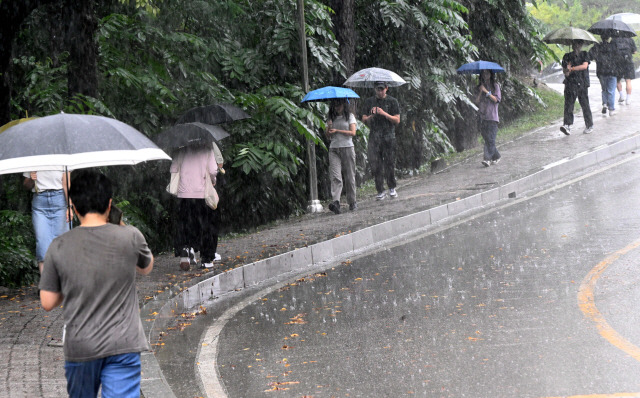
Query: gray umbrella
176 104 250 125
543 27 599 46
154 122 230 149
0 112 170 175
344 67 407 88
588 19 637 38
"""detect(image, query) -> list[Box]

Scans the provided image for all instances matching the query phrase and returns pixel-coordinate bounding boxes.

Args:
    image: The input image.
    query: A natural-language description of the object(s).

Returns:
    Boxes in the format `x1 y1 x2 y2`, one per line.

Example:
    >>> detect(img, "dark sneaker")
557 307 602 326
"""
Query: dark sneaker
481 160 490 167
560 125 571 135
349 202 357 211
328 200 340 214
491 157 501 165
601 105 607 114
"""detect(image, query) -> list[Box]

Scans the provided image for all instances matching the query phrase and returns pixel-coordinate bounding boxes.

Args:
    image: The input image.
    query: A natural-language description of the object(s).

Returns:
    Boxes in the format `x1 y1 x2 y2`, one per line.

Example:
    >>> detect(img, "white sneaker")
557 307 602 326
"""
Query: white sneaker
189 247 197 265
609 109 616 117
481 160 491 167
376 192 386 201
583 126 594 134
626 97 631 105
214 252 222 262
389 188 398 198
560 125 571 135
202 262 214 268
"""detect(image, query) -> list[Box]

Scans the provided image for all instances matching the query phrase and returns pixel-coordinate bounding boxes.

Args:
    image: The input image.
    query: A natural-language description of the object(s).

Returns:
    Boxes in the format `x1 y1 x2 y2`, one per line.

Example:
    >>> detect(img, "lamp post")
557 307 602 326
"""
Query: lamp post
297 0 323 213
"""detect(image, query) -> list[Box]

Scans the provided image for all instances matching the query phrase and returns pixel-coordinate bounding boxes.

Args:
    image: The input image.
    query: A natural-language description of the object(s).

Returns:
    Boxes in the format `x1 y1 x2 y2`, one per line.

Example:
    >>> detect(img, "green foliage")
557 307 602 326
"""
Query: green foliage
0 210 37 288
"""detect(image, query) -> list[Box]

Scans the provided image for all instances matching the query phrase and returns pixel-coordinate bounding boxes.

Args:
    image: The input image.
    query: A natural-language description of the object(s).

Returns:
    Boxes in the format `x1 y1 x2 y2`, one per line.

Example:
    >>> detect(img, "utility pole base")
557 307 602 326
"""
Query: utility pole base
307 200 323 213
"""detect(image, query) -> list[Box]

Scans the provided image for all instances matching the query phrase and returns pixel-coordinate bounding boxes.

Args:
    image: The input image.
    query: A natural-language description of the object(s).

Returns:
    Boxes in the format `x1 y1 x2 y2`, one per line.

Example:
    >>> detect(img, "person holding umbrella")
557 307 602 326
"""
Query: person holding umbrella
326 98 358 213
589 34 618 117
361 81 401 200
476 69 502 167
561 40 594 135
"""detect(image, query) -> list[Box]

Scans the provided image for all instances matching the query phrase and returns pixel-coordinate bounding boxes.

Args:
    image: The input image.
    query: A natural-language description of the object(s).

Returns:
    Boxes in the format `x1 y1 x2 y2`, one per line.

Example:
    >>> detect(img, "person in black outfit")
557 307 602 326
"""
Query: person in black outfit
612 36 637 105
589 35 618 118
560 40 593 135
361 81 401 201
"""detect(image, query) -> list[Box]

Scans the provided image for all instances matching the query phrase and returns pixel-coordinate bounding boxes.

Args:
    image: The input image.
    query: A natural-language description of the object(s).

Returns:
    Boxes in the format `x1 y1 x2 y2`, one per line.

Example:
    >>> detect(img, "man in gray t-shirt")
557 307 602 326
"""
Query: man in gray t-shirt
40 170 154 398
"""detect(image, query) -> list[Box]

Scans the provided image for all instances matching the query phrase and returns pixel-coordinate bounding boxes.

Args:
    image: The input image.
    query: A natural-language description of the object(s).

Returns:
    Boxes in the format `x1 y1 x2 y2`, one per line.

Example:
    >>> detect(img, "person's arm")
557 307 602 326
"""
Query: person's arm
328 121 356 137
40 290 63 311
23 171 35 190
137 255 154 275
569 61 589 72
62 171 72 222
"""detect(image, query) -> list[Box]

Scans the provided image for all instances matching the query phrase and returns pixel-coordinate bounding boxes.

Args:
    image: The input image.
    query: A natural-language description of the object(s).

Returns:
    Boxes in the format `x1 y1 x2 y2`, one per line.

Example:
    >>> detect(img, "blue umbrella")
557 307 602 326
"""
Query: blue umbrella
301 86 360 103
456 61 505 75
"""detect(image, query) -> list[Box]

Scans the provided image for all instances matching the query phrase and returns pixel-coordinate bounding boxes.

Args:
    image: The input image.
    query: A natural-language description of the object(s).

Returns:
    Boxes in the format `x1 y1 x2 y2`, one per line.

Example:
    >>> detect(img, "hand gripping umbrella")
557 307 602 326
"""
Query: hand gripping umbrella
457 61 505 75
0 112 170 175
301 86 360 103
344 67 407 88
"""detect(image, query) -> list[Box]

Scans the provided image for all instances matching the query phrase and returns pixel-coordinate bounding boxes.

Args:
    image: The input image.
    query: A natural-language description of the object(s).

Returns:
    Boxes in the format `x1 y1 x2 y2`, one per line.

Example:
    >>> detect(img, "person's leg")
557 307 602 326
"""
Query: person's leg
343 147 357 206
383 136 397 190
65 358 103 398
200 201 219 263
598 75 607 108
617 77 625 102
367 136 384 194
328 148 343 203
480 121 492 161
488 121 500 161
100 352 141 398
577 87 593 128
605 75 617 110
563 85 577 127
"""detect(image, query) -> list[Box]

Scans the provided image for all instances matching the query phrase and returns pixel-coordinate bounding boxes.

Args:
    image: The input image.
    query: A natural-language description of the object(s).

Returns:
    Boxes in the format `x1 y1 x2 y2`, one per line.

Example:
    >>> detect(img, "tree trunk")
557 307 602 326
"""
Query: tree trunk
65 0 98 99
330 0 355 84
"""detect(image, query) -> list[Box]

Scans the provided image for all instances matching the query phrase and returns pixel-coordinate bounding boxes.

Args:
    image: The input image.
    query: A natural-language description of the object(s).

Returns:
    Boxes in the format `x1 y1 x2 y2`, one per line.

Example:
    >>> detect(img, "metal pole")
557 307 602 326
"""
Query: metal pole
297 0 322 213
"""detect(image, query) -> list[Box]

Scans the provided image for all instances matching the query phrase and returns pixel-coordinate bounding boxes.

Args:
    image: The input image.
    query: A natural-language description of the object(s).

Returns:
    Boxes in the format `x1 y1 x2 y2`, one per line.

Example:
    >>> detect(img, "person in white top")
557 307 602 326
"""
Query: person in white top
326 99 358 214
23 170 70 274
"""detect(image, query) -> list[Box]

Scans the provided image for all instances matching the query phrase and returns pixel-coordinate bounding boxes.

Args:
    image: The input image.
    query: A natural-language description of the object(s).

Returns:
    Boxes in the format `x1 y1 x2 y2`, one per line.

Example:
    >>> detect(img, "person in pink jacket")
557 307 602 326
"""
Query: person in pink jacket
170 143 219 270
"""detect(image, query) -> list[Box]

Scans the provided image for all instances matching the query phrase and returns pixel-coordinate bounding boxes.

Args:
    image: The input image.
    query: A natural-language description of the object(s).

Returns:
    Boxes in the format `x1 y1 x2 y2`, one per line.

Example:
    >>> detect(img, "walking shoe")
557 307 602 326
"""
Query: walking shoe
349 202 357 211
583 126 594 134
328 200 341 214
619 96 625 104
214 252 222 262
626 97 632 105
376 191 386 201
481 160 491 167
560 125 571 135
389 188 398 198
609 109 616 117
202 262 214 269
601 105 607 114
490 157 501 165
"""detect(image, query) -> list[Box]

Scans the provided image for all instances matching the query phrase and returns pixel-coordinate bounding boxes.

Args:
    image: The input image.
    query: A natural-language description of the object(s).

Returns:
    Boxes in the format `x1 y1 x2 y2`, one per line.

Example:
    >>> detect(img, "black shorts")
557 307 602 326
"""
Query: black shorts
617 61 635 80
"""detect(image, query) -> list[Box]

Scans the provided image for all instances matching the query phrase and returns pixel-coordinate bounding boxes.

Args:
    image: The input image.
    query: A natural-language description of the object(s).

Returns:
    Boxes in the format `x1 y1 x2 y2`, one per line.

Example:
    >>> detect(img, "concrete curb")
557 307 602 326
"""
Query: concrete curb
140 131 640 397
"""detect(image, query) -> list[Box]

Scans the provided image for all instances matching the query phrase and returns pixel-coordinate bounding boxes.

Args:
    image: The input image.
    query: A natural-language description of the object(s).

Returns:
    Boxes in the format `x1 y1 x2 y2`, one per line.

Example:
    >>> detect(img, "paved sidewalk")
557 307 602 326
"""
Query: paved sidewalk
1 76 639 397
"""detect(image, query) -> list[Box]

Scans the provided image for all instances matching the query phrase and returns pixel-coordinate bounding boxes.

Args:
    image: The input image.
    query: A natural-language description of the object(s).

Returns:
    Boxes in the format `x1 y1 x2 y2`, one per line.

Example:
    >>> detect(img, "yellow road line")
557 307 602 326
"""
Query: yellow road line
577 238 640 362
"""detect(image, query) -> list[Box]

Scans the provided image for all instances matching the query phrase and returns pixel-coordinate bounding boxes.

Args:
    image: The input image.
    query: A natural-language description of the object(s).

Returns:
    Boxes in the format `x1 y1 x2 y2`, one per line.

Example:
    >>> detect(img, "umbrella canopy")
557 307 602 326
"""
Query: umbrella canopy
607 13 640 31
589 19 636 38
176 103 250 125
301 86 360 103
456 61 505 75
0 113 170 175
155 122 230 149
543 27 599 46
0 117 39 133
344 67 407 88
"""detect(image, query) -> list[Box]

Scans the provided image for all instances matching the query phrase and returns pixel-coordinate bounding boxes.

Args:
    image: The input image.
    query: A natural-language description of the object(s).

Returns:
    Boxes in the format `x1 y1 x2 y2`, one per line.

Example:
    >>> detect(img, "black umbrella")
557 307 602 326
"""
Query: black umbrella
588 19 637 37
154 122 230 149
176 104 250 125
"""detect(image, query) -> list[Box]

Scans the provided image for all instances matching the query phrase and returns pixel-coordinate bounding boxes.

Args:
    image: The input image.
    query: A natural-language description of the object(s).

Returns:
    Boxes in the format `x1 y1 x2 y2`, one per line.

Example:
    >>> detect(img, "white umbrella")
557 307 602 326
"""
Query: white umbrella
607 13 640 31
0 113 170 175
344 67 407 88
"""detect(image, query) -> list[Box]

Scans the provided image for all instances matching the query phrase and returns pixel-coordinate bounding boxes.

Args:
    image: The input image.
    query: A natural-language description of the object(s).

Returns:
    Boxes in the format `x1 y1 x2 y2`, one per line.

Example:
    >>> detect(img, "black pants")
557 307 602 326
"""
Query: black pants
564 84 593 128
174 198 219 262
367 134 397 194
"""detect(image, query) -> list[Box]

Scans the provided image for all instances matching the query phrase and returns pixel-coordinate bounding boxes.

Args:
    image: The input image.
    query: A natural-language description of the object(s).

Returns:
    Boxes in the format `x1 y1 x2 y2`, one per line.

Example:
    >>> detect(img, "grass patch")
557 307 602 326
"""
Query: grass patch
499 85 564 141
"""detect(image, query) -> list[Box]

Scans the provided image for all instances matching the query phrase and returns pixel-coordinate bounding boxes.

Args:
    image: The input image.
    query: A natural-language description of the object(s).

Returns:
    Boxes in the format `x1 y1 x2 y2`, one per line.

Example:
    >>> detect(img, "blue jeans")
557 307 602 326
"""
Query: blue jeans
32 190 69 261
480 120 501 161
598 75 617 110
65 352 141 398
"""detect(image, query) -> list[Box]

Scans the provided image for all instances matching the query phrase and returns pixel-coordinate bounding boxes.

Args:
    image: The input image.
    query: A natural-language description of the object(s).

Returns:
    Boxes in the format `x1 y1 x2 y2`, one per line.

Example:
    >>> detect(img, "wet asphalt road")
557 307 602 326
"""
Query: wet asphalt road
208 155 640 397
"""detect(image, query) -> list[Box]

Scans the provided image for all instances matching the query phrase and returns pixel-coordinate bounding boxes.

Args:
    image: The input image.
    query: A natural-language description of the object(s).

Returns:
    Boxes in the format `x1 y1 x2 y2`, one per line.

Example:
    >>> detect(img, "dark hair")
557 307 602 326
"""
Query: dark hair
69 170 113 217
328 99 351 121
478 69 497 92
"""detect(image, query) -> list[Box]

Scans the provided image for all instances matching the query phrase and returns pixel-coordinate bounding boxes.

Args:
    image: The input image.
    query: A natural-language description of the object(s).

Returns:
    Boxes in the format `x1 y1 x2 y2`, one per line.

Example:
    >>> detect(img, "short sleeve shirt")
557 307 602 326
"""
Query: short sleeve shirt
361 95 400 138
22 170 64 192
562 51 590 88
329 113 357 148
39 223 153 362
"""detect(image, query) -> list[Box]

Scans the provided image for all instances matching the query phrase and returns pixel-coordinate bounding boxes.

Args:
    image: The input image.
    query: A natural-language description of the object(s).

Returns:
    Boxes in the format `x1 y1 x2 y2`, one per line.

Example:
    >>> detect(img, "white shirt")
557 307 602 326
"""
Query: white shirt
23 170 65 192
